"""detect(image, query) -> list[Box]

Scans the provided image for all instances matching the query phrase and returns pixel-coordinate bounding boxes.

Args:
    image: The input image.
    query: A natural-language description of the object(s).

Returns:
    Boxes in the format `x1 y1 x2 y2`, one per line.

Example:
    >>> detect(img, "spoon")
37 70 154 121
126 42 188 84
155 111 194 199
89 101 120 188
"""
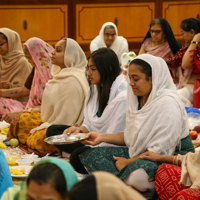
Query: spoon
29 153 34 160
42 153 50 159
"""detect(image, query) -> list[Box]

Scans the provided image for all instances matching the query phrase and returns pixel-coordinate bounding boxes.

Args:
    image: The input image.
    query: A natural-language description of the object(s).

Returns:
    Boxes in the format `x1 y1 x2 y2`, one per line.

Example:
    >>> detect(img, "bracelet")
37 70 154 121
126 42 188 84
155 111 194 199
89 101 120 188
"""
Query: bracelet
80 128 83 133
173 155 178 165
191 41 199 45
104 134 106 143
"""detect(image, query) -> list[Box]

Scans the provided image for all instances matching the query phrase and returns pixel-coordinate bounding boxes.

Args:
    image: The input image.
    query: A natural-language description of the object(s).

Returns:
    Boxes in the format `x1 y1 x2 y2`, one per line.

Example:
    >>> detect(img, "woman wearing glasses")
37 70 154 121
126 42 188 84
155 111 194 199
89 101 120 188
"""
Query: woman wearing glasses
167 18 200 107
138 18 181 61
0 28 32 100
90 22 129 64
46 48 127 171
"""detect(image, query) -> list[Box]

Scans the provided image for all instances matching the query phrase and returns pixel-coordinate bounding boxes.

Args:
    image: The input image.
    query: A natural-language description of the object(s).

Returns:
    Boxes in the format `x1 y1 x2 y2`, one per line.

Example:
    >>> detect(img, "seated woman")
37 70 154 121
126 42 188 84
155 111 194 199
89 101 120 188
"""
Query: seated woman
0 148 13 198
7 38 89 156
138 18 181 61
0 37 53 116
139 151 200 200
77 54 194 197
167 18 200 107
46 48 127 170
69 171 146 200
1 157 78 200
90 22 129 64
0 28 32 102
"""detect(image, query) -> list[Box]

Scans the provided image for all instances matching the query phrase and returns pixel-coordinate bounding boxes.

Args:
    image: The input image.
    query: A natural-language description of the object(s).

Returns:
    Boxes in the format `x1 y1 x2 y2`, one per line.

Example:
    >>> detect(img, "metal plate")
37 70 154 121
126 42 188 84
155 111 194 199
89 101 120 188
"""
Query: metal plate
44 133 88 145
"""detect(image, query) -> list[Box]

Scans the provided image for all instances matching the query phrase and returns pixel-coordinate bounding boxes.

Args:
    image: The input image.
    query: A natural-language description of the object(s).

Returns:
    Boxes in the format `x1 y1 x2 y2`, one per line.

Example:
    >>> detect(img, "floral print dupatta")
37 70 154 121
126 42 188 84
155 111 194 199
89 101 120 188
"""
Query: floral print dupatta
24 37 53 109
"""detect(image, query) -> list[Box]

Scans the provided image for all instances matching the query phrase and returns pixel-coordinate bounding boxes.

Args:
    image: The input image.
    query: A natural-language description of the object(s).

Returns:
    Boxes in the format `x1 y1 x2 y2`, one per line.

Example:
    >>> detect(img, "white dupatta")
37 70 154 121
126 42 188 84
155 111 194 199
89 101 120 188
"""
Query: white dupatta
90 22 129 63
30 39 89 133
124 54 189 157
82 74 127 147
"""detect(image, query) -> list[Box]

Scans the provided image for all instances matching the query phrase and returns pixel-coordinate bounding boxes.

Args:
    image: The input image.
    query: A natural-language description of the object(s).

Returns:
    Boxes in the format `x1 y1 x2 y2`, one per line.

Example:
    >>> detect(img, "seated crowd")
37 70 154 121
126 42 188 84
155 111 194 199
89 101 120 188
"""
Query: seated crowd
0 17 200 200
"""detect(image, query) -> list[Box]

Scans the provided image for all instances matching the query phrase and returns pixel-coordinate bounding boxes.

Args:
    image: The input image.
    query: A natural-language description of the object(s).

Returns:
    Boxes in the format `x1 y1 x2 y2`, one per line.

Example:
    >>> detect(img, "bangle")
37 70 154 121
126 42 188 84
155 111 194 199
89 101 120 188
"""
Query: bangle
173 155 178 165
191 41 199 45
104 134 106 143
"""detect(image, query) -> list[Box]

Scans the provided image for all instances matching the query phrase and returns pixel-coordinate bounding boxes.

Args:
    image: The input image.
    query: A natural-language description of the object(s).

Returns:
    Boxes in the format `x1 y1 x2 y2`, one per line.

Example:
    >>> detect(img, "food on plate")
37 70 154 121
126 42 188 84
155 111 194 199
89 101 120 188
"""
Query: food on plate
0 141 7 148
10 167 26 175
190 130 198 140
194 125 200 133
10 138 19 147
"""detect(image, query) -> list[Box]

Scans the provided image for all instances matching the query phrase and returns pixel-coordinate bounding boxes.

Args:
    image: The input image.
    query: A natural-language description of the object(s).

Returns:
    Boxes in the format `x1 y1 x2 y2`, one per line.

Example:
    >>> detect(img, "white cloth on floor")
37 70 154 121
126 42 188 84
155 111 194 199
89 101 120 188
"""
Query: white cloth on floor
177 86 193 107
124 168 155 192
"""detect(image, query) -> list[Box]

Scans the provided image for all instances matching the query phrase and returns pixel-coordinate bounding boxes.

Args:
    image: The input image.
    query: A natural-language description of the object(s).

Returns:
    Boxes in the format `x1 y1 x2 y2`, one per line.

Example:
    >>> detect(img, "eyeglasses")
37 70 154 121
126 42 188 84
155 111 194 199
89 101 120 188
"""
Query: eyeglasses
0 42 7 47
181 32 185 38
85 65 96 75
104 33 116 38
149 29 163 35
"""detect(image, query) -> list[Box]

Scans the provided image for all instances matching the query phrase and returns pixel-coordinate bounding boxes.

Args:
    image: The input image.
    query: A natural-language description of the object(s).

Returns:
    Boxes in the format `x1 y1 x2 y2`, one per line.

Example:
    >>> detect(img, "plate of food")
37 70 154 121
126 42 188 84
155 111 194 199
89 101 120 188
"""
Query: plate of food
44 133 88 145
10 166 33 178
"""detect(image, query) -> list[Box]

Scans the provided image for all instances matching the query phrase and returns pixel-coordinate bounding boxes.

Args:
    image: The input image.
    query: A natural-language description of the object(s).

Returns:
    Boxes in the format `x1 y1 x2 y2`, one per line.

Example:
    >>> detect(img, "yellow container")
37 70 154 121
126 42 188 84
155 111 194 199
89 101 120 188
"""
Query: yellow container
6 156 21 165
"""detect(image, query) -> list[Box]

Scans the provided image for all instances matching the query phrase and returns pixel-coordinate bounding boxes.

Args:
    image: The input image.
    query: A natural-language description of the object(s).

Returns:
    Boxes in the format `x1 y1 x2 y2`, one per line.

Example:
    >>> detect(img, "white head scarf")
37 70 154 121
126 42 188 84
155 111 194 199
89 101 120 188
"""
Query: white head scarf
124 54 189 157
90 22 129 63
30 38 89 133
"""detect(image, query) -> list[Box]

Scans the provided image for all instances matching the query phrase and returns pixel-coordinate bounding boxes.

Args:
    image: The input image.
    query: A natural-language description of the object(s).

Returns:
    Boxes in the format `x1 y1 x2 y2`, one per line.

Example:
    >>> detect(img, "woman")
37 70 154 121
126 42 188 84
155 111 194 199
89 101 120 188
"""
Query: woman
138 18 181 61
77 54 194 196
1 157 78 200
8 38 89 156
0 148 13 198
69 171 146 200
46 48 127 170
167 18 200 107
0 37 53 116
140 151 200 200
90 22 129 64
0 28 31 92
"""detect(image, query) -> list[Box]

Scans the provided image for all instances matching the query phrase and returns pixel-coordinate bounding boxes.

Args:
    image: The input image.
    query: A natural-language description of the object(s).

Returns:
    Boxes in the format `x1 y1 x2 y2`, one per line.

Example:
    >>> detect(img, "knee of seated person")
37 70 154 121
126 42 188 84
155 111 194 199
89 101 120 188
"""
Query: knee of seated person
124 169 154 192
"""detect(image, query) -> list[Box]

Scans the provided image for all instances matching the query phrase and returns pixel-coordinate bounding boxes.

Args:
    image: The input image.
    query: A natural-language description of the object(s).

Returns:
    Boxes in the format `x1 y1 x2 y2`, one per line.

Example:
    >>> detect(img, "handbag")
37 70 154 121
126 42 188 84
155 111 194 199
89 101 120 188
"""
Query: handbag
193 79 200 108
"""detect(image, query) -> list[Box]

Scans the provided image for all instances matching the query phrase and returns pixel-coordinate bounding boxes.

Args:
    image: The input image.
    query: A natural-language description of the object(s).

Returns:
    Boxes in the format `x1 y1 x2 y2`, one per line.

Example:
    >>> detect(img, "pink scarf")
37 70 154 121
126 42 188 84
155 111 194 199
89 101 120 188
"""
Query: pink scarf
24 38 53 109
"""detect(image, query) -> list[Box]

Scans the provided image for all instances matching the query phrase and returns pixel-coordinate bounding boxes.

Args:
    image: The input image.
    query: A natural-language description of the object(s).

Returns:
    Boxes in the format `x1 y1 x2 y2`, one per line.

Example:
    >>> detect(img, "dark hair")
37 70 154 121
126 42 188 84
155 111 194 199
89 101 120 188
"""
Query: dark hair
130 59 152 80
23 45 29 53
104 25 115 32
88 48 121 115
69 175 97 200
181 18 200 34
140 18 181 55
0 32 8 42
27 163 68 200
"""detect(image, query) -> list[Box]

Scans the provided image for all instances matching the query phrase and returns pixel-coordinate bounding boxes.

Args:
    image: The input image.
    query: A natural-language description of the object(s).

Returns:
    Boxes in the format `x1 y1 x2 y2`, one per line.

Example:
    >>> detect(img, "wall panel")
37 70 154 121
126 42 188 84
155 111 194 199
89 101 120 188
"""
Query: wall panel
0 5 68 44
76 2 155 44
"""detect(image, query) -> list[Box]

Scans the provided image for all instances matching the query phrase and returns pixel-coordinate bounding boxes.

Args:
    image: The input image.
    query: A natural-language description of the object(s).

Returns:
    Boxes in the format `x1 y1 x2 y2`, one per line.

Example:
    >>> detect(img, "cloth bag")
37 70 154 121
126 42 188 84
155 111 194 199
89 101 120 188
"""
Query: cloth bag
193 79 200 108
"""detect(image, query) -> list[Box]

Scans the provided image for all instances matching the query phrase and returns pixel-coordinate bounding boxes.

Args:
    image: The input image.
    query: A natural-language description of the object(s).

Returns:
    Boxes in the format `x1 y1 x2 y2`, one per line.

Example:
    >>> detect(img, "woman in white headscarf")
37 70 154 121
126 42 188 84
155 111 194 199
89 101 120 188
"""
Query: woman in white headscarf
8 38 89 156
78 54 194 196
90 22 129 64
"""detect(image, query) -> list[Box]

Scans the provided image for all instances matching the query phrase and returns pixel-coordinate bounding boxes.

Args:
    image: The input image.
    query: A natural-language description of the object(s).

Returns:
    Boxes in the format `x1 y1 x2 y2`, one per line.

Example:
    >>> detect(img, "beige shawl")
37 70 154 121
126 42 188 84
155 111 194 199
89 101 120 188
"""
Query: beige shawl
94 171 146 200
0 28 32 89
179 151 200 189
30 38 89 133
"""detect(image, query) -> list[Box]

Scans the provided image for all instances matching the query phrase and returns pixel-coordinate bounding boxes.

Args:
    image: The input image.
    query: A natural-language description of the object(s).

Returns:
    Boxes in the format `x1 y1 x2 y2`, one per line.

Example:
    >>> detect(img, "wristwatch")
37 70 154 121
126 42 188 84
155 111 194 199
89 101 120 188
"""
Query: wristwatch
191 41 199 45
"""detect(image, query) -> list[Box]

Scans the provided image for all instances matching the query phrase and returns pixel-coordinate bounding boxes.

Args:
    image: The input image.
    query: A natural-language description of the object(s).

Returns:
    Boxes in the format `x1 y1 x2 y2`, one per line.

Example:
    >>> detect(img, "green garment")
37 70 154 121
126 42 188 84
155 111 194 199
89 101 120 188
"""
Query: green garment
1 157 79 200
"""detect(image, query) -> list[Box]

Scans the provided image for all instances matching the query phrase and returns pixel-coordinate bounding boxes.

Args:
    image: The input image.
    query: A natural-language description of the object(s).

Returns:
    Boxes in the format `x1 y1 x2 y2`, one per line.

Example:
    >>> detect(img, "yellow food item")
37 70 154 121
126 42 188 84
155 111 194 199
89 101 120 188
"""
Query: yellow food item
0 142 7 149
0 128 9 135
10 168 26 175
